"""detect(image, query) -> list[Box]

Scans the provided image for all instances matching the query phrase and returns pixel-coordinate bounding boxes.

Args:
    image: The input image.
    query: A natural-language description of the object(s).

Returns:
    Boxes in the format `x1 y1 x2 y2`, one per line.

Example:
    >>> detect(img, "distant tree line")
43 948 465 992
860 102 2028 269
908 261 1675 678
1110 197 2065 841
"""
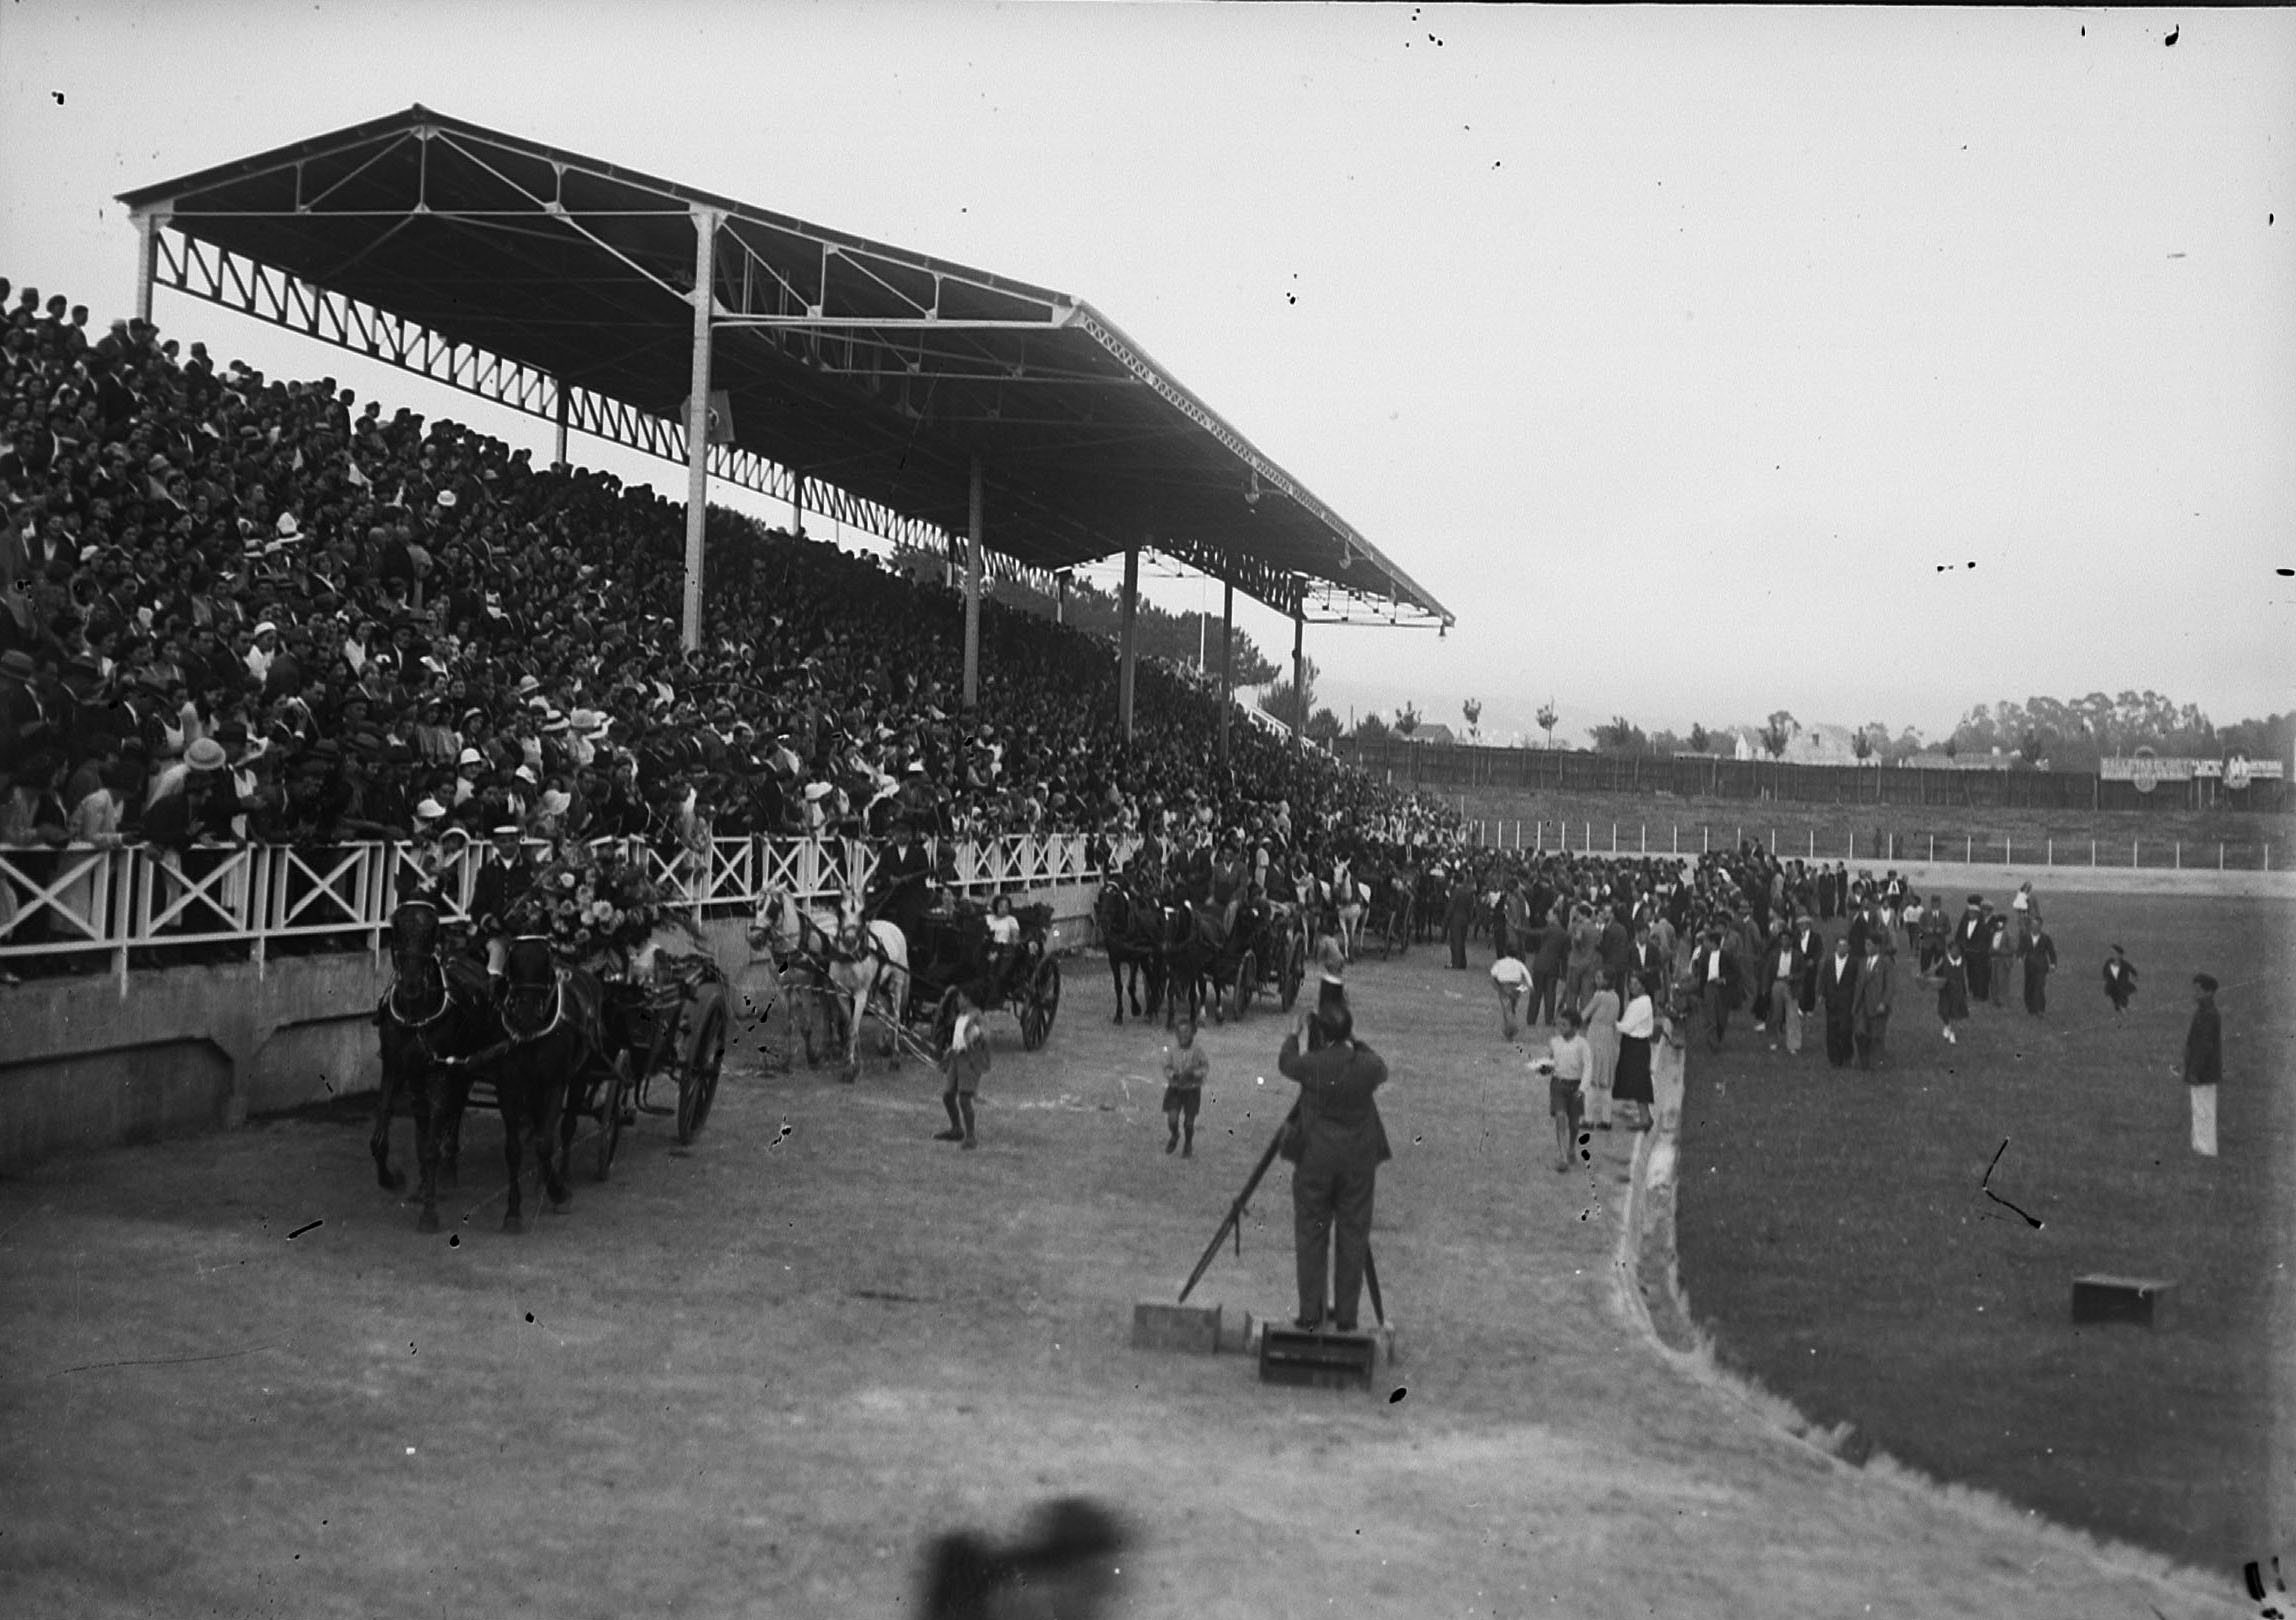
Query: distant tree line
1336 689 2293 770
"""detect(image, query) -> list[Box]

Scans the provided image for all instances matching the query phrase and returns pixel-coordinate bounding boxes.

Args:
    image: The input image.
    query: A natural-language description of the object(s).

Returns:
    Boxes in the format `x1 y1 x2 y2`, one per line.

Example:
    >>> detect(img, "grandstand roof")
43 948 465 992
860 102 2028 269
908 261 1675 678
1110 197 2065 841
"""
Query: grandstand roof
118 105 1449 628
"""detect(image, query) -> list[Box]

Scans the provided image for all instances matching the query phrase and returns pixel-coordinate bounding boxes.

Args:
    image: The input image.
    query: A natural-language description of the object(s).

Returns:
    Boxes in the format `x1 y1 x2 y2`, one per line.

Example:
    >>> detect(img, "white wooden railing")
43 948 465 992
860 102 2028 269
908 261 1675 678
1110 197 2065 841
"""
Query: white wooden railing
0 831 1143 992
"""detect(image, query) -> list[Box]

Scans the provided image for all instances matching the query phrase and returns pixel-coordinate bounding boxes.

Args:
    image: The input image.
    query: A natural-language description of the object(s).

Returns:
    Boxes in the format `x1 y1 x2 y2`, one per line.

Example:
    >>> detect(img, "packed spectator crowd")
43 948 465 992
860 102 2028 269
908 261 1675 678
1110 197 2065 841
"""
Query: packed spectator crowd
0 277 1455 969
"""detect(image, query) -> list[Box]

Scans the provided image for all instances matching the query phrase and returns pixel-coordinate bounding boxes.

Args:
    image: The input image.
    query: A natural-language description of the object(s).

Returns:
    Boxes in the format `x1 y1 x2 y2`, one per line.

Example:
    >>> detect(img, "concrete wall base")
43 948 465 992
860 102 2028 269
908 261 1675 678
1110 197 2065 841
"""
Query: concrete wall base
0 886 1103 1175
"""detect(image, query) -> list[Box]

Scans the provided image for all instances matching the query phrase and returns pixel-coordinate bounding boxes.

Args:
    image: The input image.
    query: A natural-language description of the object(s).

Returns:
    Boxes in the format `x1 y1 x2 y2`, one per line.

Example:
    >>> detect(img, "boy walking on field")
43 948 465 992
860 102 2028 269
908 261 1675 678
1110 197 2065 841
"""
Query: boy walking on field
1161 1016 1208 1157
1540 1010 1593 1173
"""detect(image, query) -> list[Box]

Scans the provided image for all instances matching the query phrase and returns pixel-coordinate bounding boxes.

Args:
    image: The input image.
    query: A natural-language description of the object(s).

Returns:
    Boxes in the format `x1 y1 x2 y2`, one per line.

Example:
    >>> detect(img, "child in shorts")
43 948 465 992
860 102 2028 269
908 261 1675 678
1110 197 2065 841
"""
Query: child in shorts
1161 1015 1208 1157
936 991 991 1149
1543 1010 1593 1173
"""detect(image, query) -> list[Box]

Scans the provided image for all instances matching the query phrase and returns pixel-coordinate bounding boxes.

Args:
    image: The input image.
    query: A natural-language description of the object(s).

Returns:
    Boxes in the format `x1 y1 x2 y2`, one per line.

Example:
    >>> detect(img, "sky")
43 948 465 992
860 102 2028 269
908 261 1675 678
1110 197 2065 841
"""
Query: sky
3 2 2291 748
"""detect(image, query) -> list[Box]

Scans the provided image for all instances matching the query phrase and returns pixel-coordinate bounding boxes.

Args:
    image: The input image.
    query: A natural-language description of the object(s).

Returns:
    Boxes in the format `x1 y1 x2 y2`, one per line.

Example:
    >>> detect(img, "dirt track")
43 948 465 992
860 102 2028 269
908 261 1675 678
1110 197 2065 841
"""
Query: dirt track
0 953 2249 1618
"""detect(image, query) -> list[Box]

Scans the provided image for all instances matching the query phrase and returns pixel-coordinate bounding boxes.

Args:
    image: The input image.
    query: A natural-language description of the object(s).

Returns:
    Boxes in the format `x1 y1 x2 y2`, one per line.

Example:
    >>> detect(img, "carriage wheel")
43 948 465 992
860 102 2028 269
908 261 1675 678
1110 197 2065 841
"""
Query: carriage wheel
594 1053 627 1181
1020 957 1062 1051
1280 932 1306 1011
678 992 729 1146
1232 952 1257 1023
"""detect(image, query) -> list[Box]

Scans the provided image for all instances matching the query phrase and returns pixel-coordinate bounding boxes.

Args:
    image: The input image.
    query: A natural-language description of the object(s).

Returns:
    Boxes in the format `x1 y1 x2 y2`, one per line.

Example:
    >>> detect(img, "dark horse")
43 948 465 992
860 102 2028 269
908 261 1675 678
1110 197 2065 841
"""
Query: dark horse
373 901 490 1233
1094 878 1166 1025
1151 897 1224 1029
447 936 610 1233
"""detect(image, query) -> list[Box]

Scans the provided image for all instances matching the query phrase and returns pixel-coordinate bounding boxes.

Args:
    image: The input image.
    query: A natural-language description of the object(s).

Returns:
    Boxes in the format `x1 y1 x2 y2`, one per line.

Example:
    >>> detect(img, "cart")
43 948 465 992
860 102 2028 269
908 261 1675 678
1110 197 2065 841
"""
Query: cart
902 900 1064 1056
1200 900 1306 1023
580 950 733 1173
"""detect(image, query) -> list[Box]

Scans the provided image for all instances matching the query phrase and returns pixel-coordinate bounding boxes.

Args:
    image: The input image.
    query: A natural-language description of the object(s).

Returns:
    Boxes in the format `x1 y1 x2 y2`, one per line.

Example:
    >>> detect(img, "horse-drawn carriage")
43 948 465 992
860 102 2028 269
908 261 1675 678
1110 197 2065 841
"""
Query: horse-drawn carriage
903 898 1064 1054
1095 874 1305 1028
1199 898 1306 1023
750 885 1061 1073
373 876 732 1233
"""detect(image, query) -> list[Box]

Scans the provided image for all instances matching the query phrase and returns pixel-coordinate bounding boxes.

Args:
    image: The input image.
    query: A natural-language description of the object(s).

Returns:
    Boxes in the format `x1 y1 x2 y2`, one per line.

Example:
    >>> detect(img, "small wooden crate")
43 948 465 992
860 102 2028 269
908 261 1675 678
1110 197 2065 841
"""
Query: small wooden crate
2071 1274 2176 1328
1258 1326 1376 1390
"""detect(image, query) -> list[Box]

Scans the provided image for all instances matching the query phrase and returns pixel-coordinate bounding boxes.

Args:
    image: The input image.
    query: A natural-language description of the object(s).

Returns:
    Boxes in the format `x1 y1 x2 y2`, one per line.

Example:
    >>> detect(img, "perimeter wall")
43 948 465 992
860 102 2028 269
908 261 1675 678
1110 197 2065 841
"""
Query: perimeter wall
0 856 1105 1175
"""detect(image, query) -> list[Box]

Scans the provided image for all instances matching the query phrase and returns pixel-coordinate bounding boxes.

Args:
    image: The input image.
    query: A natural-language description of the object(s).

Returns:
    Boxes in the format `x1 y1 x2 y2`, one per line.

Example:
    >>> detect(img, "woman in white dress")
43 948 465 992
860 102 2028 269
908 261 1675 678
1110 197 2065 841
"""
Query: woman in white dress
1579 967 1621 1130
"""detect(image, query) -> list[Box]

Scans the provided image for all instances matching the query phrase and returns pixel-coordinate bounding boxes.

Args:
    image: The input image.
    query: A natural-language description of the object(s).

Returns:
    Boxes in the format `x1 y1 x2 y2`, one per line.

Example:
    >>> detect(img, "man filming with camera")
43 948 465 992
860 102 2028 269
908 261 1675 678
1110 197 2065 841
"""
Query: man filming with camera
1275 1002 1392 1334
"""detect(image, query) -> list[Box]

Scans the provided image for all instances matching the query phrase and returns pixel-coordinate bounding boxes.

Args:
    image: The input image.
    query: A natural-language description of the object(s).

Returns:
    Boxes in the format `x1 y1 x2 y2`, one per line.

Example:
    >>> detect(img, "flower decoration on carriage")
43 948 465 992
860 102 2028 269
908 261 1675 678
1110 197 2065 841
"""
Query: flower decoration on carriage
507 837 683 963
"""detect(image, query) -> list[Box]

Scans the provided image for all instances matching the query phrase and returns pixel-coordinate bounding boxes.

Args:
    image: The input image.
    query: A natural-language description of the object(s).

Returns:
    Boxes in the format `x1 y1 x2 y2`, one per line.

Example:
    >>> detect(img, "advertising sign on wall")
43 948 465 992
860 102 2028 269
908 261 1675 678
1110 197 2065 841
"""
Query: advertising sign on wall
2099 756 2286 792
2099 756 2195 793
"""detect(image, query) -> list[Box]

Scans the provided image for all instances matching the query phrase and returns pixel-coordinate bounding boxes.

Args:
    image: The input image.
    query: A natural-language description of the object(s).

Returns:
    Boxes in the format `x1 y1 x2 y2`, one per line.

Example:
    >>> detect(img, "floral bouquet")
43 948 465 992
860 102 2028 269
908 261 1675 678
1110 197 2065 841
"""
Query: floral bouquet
509 837 693 967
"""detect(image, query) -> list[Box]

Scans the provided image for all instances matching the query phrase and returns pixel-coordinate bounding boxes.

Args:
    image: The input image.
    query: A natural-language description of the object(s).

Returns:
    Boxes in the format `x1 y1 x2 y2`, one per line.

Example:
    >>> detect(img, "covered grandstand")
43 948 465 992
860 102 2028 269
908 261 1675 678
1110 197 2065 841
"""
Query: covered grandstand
116 104 1452 739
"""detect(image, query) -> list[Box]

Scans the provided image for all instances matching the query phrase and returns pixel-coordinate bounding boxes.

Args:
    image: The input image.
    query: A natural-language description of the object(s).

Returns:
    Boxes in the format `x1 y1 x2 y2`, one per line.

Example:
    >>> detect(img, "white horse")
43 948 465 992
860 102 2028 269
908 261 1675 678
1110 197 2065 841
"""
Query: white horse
1329 854 1369 962
749 887 909 1079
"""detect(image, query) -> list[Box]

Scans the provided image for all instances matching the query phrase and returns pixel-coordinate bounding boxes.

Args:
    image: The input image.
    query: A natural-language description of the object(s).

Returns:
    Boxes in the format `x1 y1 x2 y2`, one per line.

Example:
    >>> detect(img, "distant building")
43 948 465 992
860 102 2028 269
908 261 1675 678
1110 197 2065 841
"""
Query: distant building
1724 723 1872 766
1903 750 2013 772
1403 722 1458 746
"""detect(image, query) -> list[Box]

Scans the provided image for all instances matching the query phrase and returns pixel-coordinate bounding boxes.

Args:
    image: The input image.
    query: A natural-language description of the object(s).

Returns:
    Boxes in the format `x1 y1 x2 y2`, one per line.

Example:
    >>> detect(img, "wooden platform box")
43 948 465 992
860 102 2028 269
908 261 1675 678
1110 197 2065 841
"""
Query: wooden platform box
2071 1274 2176 1328
1258 1326 1376 1391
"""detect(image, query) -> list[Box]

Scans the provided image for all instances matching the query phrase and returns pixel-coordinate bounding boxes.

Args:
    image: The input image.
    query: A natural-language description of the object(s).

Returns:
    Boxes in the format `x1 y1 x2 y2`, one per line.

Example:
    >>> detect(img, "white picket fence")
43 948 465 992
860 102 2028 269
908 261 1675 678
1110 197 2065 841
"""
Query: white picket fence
0 831 1139 992
1461 818 2275 871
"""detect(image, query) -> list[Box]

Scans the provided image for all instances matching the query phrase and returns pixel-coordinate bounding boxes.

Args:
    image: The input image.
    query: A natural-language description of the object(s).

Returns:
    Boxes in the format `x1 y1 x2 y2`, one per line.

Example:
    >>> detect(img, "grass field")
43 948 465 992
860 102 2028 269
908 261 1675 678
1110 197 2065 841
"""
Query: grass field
1675 891 2293 1573
1449 786 2288 869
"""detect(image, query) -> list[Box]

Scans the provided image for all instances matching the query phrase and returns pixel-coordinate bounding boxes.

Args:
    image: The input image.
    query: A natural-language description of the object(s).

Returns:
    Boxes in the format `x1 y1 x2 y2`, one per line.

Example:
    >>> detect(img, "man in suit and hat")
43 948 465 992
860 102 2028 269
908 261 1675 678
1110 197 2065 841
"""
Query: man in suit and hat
1690 924 1742 1051
871 818 934 942
1852 931 1895 1070
1816 931 1860 1067
1275 1001 1391 1334
0 646 49 768
1956 895 1992 1003
2179 973 2222 1156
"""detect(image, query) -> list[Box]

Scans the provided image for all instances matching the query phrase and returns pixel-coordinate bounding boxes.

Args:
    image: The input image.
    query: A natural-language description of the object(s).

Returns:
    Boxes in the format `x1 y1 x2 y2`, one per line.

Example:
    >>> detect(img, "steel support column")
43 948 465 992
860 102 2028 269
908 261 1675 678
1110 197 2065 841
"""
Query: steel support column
963 456 984 711
1118 547 1140 743
680 208 718 653
552 377 570 469
133 210 161 325
1292 609 1306 753
1219 582 1234 765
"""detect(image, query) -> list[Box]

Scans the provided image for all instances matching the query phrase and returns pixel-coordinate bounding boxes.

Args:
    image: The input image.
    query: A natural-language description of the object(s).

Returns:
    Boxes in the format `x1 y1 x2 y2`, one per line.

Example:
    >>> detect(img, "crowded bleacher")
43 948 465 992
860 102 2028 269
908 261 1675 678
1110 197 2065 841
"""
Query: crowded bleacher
0 277 1457 970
